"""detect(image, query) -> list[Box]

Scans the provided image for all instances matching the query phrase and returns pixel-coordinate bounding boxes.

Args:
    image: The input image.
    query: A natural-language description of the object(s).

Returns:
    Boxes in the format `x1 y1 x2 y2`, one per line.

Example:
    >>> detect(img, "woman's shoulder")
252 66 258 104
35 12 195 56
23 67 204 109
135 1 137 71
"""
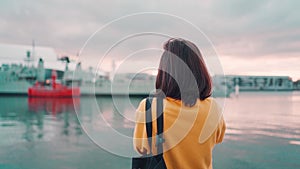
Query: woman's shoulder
199 97 223 118
135 98 148 123
136 98 147 113
200 97 221 109
198 97 225 143
136 97 157 114
136 96 221 112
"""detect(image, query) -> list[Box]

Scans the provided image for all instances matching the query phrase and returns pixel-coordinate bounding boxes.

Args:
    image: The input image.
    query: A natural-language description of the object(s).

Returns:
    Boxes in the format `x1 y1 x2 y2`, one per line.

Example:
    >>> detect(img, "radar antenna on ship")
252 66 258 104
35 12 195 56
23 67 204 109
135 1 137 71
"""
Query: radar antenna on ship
58 56 70 71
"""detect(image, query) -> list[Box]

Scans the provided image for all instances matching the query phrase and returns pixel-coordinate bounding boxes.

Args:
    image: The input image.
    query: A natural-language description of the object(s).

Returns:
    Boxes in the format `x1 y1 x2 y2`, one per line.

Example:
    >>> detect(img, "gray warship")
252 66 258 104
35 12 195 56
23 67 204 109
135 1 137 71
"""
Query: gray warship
0 44 231 97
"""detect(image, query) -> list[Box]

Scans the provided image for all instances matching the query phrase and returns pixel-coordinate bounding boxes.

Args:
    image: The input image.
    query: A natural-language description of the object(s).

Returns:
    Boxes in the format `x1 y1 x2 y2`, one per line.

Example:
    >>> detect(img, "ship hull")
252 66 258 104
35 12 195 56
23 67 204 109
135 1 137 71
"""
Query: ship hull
0 81 32 95
28 88 80 97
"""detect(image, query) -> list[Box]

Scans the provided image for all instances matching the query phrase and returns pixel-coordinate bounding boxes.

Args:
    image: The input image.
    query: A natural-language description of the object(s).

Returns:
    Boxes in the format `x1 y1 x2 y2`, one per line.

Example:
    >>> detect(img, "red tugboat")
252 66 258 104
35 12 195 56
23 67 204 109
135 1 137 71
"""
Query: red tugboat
28 70 80 97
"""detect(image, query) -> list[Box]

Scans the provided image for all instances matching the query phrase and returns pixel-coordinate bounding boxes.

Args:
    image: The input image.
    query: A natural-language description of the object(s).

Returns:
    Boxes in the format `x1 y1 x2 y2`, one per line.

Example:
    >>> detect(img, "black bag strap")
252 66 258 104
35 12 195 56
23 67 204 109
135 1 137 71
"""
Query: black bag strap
156 97 164 154
145 97 165 155
145 97 153 154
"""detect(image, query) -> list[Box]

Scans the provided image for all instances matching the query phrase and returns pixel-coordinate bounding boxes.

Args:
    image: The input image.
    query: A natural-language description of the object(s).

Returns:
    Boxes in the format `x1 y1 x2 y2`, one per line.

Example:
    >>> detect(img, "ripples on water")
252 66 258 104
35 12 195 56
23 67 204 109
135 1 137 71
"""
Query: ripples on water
223 92 300 141
0 92 299 169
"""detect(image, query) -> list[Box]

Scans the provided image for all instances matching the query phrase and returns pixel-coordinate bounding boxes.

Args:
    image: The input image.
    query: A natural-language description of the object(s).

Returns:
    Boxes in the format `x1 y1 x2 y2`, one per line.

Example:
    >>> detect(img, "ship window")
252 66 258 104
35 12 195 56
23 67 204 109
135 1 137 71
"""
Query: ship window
278 79 283 86
269 79 273 86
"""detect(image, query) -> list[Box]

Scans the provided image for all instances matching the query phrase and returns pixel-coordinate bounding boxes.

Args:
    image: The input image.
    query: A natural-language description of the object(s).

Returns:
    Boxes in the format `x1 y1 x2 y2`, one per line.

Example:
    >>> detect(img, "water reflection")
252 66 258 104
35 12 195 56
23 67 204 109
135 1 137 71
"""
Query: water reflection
0 93 299 168
220 92 300 142
28 97 82 140
78 96 140 131
28 97 80 115
0 96 133 169
0 97 83 143
74 96 143 157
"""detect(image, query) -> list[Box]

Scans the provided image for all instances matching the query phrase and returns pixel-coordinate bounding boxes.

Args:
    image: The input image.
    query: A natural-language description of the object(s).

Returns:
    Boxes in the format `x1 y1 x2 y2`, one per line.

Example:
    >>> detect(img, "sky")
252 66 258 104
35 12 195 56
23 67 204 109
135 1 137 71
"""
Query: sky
0 0 300 80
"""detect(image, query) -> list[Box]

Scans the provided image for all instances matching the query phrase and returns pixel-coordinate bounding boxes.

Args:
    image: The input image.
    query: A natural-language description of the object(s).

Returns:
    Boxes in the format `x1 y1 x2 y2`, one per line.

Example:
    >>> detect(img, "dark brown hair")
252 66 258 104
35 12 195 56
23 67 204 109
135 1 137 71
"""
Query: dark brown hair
155 38 212 106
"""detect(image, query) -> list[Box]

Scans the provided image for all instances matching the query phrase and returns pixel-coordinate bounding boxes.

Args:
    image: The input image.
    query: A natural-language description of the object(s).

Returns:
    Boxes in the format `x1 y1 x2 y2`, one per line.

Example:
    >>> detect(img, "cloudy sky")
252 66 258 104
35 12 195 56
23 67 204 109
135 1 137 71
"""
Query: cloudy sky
1 0 300 80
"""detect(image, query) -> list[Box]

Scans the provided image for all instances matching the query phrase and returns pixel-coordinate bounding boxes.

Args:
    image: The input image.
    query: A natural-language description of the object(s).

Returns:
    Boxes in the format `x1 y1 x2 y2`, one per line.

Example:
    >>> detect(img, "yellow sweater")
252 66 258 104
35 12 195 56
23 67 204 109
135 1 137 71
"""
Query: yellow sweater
133 97 226 169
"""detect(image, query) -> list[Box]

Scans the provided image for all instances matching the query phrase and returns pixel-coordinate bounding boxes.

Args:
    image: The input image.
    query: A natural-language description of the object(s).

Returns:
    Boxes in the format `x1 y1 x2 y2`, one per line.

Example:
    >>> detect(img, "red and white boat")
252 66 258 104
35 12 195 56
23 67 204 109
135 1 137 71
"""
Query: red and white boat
28 70 80 97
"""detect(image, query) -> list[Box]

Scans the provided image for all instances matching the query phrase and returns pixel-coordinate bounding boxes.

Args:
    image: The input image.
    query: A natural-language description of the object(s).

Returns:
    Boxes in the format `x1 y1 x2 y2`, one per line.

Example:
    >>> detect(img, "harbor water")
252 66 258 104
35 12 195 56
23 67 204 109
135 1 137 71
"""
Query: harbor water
0 92 299 169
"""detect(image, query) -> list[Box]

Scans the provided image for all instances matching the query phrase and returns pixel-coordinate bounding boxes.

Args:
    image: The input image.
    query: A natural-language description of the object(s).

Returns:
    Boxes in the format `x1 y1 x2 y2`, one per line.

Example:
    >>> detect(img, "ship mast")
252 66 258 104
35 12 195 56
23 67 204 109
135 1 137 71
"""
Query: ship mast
32 40 35 62
25 40 35 66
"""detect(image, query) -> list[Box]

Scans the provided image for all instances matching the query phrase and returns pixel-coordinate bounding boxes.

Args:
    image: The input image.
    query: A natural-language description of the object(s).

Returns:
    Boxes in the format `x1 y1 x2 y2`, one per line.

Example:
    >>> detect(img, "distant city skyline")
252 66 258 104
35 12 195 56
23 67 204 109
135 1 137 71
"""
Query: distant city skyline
0 0 299 80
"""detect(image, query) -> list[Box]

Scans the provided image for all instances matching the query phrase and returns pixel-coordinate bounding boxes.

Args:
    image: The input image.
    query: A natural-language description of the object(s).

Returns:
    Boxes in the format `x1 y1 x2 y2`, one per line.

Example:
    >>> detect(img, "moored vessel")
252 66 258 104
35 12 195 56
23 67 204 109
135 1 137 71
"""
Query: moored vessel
28 69 80 97
0 44 232 97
